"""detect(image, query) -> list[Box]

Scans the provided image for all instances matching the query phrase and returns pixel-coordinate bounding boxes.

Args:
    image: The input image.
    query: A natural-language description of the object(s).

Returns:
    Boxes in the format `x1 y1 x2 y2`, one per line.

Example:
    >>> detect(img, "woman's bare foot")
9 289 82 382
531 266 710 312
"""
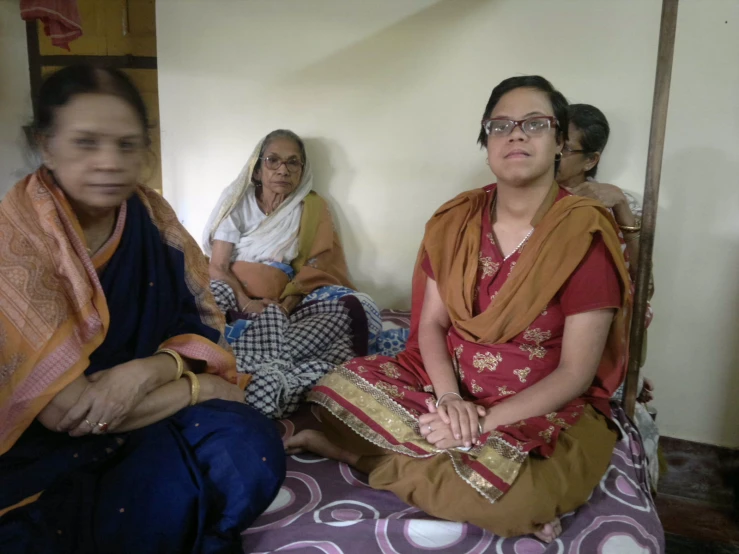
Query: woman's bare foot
284 429 360 466
534 518 562 543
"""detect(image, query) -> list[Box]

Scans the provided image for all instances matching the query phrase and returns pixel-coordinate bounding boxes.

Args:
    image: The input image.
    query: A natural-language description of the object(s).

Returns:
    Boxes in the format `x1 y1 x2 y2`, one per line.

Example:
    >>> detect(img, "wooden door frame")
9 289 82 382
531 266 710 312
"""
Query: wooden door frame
25 21 157 116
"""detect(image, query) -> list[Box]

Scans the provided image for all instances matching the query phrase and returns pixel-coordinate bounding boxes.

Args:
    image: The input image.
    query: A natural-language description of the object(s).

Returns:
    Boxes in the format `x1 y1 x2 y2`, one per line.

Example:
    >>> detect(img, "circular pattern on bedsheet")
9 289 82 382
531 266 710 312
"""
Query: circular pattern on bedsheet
567 515 662 553
244 405 664 553
244 471 322 533
599 467 652 512
315 500 380 527
375 517 494 554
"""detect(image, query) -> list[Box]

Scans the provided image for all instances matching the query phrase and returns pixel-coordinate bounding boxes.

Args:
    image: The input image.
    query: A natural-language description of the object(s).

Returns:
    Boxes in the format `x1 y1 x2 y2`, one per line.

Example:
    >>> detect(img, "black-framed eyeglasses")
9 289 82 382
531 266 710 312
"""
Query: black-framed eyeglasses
261 156 304 172
482 116 558 138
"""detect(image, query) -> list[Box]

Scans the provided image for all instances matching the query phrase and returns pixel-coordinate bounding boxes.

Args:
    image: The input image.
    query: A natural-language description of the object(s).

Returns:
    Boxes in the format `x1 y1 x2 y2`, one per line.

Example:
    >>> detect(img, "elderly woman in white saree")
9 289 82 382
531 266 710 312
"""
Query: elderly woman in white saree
203 130 381 418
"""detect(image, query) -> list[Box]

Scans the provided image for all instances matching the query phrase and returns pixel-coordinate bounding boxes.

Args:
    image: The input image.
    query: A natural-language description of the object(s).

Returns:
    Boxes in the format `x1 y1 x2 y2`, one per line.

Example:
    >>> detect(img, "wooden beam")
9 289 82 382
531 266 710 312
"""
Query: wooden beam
25 21 42 117
624 0 679 418
24 21 156 114
38 55 157 70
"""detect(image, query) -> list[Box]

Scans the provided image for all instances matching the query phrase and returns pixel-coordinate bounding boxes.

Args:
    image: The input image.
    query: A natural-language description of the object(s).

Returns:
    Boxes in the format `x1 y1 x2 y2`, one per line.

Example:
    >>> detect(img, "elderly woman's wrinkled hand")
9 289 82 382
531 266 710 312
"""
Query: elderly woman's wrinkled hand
242 298 279 314
199 374 246 404
638 378 655 403
58 360 151 437
566 181 627 209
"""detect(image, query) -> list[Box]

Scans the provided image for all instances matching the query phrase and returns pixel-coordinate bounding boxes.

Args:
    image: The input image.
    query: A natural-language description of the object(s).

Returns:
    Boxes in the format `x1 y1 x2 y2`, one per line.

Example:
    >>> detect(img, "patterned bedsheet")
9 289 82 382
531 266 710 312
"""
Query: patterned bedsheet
243 310 664 553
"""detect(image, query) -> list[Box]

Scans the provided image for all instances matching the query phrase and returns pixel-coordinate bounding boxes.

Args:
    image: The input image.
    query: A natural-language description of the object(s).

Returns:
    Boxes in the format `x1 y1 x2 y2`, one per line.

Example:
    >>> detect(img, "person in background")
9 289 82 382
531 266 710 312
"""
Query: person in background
203 130 381 419
0 65 285 554
555 103 644 281
557 102 659 488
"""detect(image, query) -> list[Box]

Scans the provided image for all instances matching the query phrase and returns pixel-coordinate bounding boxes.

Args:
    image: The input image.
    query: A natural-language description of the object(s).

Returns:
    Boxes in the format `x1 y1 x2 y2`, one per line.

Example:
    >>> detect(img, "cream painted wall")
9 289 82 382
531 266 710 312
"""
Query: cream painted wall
0 0 33 197
157 0 739 447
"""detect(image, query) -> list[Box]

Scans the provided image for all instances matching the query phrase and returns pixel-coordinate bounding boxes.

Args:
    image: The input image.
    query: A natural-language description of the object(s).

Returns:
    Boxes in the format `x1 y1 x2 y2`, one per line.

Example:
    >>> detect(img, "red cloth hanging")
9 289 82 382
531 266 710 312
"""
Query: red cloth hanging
20 0 82 51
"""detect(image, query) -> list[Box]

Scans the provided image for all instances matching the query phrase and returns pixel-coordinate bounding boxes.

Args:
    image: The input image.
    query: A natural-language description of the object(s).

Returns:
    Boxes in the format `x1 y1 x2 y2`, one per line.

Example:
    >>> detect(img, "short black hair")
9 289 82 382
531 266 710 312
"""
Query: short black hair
477 75 569 173
568 103 610 178
31 64 150 145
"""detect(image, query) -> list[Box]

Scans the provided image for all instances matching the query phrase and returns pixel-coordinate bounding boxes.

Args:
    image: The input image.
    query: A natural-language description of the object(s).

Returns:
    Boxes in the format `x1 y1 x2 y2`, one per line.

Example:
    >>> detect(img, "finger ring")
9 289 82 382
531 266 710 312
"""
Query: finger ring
427 424 432 432
97 422 109 433
85 419 94 428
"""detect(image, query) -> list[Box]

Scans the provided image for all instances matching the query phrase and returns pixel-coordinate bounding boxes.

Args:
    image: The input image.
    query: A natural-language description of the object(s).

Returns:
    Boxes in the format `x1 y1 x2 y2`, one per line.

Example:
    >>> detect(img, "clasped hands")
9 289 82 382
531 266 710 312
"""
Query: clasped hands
418 394 488 450
54 357 243 438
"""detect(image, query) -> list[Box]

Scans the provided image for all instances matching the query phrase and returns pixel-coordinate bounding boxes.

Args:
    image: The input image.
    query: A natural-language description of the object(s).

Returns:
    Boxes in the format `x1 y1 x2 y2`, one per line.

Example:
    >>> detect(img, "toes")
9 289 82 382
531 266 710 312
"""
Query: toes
282 436 303 452
549 517 562 538
534 524 554 543
534 520 562 544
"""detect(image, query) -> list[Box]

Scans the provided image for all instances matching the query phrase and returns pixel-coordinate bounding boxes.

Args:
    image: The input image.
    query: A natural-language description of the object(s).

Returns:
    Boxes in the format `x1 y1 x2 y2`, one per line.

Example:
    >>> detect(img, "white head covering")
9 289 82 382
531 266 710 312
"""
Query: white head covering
202 133 313 263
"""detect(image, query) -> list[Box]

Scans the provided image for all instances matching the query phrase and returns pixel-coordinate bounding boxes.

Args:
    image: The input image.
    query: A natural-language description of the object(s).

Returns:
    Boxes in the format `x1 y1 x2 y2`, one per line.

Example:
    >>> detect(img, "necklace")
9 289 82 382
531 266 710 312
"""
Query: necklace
256 192 273 216
491 194 535 261
502 228 534 261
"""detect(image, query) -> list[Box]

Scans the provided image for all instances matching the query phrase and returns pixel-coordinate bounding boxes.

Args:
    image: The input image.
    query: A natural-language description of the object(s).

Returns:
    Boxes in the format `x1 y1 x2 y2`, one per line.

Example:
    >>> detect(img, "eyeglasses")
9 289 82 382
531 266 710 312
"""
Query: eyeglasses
562 144 588 156
482 116 558 138
261 156 304 172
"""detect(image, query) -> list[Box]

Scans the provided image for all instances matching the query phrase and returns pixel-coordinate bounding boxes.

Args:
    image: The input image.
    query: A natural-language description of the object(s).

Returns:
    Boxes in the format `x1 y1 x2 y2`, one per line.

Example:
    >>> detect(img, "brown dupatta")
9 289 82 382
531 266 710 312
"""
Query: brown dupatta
421 182 633 402
280 192 354 299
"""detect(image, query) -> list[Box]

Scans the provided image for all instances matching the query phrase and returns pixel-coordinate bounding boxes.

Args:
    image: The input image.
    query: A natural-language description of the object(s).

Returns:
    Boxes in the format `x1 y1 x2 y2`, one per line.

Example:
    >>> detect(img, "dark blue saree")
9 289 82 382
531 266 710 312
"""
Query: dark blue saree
0 192 285 553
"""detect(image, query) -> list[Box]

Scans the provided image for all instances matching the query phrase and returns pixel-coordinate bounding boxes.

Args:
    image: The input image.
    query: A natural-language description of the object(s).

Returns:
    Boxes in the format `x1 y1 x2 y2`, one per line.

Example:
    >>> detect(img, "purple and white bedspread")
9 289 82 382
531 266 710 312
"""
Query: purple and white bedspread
243 402 664 553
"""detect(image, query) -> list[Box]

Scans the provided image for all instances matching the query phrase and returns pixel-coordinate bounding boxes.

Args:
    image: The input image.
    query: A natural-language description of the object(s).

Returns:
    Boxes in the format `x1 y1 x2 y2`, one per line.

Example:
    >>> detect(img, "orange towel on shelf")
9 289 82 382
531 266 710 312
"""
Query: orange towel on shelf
20 0 82 51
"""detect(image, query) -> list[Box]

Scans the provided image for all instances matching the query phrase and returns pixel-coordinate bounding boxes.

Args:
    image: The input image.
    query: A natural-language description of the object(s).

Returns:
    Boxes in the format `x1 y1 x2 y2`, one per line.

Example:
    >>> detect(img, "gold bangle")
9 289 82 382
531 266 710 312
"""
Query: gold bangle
182 371 200 406
156 348 184 380
618 223 641 233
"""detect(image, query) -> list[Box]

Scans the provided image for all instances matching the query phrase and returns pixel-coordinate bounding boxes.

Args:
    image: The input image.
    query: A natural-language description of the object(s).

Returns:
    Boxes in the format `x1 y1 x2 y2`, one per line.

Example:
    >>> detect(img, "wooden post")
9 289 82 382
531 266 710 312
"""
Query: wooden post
624 0 679 418
25 21 42 117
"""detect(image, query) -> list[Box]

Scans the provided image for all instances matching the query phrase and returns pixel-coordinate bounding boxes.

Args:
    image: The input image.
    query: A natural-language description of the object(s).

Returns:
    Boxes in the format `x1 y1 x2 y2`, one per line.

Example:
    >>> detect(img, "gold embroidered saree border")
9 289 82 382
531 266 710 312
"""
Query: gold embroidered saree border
309 368 427 455
333 366 420 430
308 390 425 458
447 451 507 503
310 366 530 504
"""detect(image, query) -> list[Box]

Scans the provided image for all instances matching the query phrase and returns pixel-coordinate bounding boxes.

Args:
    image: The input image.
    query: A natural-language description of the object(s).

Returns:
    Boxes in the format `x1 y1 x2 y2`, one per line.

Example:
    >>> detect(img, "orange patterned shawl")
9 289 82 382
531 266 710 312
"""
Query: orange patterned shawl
0 169 245 456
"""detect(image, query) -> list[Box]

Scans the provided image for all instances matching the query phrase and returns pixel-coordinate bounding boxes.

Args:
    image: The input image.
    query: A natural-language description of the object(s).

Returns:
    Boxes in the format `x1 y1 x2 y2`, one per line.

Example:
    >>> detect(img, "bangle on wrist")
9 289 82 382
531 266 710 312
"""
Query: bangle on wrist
435 391 462 409
155 348 184 380
618 222 641 233
182 371 200 406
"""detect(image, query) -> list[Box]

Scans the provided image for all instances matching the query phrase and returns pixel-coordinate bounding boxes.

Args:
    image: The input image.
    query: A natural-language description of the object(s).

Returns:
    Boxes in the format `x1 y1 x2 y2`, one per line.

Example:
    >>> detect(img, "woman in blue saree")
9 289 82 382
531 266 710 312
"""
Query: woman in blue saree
0 65 285 553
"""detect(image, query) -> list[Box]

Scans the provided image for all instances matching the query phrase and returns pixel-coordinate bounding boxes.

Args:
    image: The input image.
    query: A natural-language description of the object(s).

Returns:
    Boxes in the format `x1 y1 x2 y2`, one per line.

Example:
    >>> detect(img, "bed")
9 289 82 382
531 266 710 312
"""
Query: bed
242 311 665 554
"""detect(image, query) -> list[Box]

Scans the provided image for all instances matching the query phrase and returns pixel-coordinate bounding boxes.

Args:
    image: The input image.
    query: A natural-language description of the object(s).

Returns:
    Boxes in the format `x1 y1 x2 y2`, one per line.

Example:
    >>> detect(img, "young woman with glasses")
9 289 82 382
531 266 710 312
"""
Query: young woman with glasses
287 76 632 543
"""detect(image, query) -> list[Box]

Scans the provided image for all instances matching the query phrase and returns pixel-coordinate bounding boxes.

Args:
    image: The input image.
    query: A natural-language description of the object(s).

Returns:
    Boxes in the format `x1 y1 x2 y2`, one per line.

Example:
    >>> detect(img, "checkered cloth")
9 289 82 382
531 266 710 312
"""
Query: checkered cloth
211 281 362 418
